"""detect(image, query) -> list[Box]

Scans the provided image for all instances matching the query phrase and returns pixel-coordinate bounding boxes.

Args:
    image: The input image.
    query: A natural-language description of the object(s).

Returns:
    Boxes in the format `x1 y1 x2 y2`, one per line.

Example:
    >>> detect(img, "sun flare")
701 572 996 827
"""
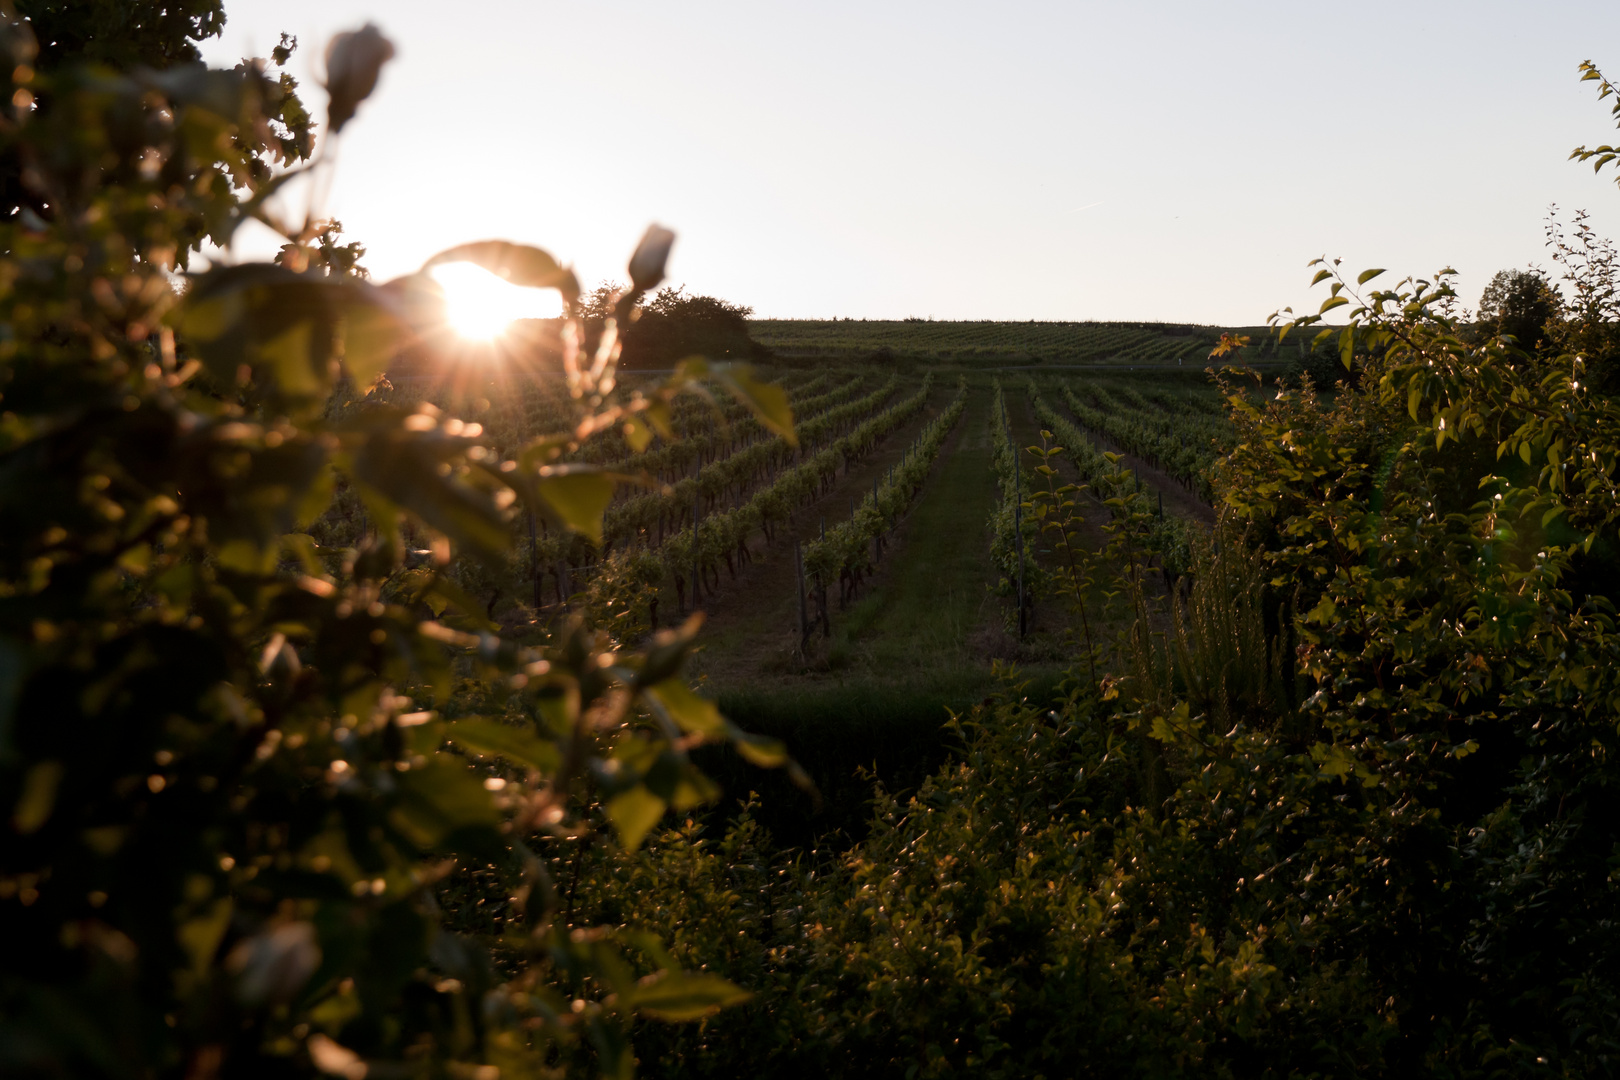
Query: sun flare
430 262 562 341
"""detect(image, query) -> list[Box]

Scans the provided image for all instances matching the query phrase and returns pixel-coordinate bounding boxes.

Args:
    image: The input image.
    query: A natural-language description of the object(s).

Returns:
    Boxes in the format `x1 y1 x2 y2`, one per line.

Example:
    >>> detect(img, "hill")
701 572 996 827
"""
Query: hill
749 318 1306 366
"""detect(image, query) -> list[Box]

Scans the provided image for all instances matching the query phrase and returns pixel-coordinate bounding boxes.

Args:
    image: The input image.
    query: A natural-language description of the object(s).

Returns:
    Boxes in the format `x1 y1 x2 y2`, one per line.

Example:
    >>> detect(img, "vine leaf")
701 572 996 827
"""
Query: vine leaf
421 241 581 305
605 787 665 851
534 470 618 545
447 719 560 773
673 358 797 446
624 970 751 1020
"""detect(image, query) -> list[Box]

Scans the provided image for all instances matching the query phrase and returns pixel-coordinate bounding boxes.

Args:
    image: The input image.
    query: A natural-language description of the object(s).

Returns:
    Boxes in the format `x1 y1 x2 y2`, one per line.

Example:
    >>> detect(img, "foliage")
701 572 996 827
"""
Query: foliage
1029 382 1199 581
0 12 799 1079
1476 266 1561 352
514 252 1620 1077
16 0 224 72
1542 206 1620 386
985 380 1043 625
620 288 763 369
804 376 964 612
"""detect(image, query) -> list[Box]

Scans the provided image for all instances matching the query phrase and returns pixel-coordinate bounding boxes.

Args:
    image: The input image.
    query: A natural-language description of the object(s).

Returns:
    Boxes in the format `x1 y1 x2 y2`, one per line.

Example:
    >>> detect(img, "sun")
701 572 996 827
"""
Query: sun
429 261 562 341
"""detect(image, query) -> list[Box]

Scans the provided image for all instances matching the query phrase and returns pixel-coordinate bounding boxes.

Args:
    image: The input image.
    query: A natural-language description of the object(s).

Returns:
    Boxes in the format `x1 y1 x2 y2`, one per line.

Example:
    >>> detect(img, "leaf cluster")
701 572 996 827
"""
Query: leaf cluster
0 13 798 1079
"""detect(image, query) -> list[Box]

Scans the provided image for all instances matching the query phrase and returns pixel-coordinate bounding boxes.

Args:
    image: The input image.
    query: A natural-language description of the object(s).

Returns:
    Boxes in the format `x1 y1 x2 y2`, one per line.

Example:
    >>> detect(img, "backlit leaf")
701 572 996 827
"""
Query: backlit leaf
336 288 412 387
421 241 580 304
447 718 559 773
389 755 501 850
535 470 617 545
644 678 724 738
605 786 666 851
625 971 751 1021
12 760 62 834
730 729 789 768
670 358 796 445
714 367 796 445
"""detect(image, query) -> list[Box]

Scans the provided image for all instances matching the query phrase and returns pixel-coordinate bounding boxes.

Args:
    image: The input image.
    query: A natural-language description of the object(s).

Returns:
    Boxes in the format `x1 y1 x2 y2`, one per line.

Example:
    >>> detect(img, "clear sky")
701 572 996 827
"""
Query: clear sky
202 1 1620 325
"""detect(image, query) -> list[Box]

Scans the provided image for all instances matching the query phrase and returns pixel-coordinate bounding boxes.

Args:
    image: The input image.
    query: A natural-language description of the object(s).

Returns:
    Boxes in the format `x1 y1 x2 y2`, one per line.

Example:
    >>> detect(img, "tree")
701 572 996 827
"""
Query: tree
1476 267 1560 350
16 0 224 71
0 9 793 1078
1 0 312 250
1541 206 1620 386
620 286 765 368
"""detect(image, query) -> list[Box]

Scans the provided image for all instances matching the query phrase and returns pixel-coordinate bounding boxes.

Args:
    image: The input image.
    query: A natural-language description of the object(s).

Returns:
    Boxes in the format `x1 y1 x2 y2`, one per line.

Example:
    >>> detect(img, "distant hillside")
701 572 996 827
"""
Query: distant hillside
749 318 1314 366
749 319 1216 364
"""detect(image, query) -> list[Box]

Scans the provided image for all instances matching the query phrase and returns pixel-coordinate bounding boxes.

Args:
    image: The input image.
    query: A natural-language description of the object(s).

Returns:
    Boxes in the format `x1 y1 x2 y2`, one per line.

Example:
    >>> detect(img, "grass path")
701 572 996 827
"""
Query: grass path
832 384 999 672
692 383 1001 688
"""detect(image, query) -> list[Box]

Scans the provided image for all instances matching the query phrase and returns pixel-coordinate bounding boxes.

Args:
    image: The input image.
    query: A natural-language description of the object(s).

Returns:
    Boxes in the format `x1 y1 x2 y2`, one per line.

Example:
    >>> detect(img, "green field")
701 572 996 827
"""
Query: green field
750 317 1220 363
747 317 1330 368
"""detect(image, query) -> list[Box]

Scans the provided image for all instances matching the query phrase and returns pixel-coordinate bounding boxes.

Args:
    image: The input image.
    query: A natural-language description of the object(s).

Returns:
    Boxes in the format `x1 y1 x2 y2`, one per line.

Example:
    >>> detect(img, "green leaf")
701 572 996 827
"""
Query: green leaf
622 414 654 453
535 470 618 545
335 286 412 387
633 615 703 690
214 537 273 574
671 358 797 446
172 264 338 406
1356 268 1387 285
1310 268 1333 286
625 971 751 1021
642 398 674 440
1339 325 1355 369
644 678 725 738
177 898 233 976
348 427 513 557
1319 296 1350 315
715 367 796 446
421 241 580 304
605 786 666 851
420 574 497 630
729 729 789 768
12 760 62 834
447 718 559 772
390 755 502 850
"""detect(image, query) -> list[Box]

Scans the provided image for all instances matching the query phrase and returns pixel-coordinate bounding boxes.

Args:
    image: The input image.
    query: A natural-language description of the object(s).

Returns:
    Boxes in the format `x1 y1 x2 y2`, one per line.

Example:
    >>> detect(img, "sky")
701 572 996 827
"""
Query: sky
202 1 1620 325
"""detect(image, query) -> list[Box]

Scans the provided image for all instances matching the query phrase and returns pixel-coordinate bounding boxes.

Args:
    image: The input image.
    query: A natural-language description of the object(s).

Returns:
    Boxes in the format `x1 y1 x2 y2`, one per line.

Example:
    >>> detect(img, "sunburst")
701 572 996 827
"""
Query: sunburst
429 261 562 342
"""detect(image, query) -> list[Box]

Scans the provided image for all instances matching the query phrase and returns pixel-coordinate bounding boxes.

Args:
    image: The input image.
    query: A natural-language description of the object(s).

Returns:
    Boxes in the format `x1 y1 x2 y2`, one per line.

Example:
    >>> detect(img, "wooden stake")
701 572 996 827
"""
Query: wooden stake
691 485 701 606
796 540 809 651
1008 399 1026 639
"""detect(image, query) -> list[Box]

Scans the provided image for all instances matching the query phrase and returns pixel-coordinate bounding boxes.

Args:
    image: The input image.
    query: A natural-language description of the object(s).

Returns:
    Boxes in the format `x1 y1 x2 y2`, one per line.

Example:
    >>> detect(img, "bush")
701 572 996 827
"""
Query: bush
621 288 766 368
547 264 1620 1080
0 12 796 1078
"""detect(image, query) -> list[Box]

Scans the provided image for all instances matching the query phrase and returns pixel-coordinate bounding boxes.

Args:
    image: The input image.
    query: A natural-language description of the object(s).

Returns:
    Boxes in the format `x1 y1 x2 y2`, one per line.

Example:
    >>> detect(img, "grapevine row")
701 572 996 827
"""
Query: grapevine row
1028 381 1198 579
552 374 937 627
1060 382 1223 501
803 376 969 619
987 380 1044 626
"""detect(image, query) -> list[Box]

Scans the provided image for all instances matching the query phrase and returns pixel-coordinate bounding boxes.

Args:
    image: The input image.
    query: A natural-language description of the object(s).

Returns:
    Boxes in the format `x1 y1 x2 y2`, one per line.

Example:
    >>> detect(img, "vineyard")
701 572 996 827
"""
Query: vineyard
17 9 1620 1076
350 363 1233 707
749 316 1342 367
750 318 1221 364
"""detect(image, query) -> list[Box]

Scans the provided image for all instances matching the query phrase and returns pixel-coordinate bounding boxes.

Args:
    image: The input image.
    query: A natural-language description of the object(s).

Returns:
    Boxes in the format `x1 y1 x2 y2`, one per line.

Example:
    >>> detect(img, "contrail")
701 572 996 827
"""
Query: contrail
1063 201 1104 215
